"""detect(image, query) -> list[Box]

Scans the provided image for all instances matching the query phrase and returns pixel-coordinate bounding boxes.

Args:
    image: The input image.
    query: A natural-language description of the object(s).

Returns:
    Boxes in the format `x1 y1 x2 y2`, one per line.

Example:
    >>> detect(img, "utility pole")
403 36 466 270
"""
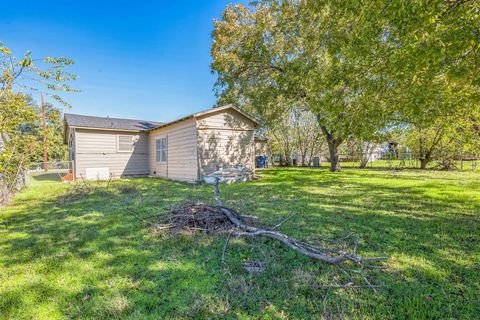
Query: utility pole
41 92 48 172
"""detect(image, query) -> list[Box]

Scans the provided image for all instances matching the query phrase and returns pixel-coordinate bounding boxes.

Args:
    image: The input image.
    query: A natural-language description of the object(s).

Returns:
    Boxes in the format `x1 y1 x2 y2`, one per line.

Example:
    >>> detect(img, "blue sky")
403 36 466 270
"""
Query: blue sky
1 1 247 122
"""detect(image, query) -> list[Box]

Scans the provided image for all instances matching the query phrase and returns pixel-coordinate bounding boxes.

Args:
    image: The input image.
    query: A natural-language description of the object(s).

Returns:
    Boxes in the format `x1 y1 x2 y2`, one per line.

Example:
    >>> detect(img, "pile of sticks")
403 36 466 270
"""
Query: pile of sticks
157 202 239 233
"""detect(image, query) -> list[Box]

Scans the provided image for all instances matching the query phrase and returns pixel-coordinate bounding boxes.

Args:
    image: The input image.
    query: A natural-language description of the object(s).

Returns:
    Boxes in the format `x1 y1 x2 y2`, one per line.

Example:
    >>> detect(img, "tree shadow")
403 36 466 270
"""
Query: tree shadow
197 108 255 177
30 172 63 182
1 169 479 318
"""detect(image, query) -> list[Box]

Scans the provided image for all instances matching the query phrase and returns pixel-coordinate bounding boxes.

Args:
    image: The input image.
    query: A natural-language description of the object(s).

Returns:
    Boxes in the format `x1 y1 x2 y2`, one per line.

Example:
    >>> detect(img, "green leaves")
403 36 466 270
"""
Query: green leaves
43 56 75 65
0 42 79 107
211 0 480 168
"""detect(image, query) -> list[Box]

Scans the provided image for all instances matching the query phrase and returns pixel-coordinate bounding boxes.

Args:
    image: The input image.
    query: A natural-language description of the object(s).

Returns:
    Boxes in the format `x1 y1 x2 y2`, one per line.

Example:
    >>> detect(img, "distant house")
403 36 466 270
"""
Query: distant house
64 105 259 182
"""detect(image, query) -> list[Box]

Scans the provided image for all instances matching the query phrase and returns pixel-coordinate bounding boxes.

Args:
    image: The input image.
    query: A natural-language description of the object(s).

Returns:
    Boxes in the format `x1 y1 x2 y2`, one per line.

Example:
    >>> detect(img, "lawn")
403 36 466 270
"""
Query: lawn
1 168 479 319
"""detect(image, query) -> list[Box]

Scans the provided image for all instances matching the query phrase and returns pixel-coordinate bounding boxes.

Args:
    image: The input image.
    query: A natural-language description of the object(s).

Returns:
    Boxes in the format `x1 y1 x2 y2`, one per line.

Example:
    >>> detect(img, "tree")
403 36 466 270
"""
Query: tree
30 103 68 163
211 1 480 172
0 93 37 203
0 42 77 203
211 1 392 172
375 0 480 169
405 113 480 169
268 108 324 166
1 43 79 106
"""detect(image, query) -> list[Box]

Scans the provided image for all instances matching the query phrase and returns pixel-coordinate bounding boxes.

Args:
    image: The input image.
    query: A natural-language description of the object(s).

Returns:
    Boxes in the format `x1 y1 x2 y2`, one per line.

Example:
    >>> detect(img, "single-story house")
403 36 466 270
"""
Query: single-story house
64 104 259 182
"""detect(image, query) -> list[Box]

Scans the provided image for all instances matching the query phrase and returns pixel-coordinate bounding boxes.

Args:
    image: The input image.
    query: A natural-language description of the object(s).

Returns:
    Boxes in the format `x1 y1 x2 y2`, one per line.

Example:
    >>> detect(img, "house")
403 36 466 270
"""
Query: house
254 136 269 158
64 104 259 182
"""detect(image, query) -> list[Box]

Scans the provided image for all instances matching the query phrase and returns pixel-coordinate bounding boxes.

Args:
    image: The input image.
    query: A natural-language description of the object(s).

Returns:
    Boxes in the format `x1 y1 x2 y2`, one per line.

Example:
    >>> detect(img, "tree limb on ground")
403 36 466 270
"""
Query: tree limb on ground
147 178 387 291
212 178 387 268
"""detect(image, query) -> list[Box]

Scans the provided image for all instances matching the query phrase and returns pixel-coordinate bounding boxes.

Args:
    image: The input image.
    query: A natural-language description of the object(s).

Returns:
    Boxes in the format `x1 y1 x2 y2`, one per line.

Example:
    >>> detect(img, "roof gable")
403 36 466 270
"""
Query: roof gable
148 105 259 132
194 105 259 125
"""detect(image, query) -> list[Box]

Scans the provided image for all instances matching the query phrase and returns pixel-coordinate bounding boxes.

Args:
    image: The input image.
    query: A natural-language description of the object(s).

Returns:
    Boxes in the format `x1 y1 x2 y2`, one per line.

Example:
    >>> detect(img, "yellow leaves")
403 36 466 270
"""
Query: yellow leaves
0 46 11 55
18 57 32 68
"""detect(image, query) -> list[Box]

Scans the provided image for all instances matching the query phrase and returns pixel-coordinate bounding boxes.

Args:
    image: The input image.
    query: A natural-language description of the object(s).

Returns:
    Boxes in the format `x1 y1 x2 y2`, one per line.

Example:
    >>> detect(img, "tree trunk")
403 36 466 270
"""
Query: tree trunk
420 158 429 169
327 139 341 172
319 125 342 172
359 157 369 169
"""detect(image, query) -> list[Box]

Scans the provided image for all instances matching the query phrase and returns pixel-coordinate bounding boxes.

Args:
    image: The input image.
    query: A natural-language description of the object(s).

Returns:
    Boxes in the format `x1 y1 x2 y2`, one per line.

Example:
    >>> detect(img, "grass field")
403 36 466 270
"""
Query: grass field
1 168 479 319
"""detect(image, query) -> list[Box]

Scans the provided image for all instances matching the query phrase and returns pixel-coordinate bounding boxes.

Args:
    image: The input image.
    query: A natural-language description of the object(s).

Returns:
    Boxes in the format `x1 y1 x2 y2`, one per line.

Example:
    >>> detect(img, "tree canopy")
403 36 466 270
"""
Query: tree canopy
211 0 480 171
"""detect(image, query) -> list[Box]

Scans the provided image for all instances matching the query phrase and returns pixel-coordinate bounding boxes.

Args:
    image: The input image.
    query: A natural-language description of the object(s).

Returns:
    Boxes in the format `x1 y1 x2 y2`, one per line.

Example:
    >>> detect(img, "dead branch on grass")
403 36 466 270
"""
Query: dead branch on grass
211 178 386 268
149 178 387 291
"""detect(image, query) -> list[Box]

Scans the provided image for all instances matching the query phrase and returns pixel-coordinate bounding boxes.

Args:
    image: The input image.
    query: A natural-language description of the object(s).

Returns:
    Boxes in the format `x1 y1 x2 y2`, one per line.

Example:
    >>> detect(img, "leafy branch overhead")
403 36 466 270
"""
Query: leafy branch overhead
0 42 78 204
0 43 79 107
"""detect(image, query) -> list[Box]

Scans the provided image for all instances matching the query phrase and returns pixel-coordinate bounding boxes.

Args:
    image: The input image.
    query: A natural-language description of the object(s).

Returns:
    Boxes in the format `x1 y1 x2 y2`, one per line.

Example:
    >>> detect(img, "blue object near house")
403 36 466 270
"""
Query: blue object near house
256 156 267 168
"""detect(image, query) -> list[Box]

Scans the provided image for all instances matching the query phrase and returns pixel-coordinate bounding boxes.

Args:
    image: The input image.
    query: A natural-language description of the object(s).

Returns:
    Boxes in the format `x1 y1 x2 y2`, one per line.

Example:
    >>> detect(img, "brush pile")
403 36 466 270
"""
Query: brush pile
156 202 257 234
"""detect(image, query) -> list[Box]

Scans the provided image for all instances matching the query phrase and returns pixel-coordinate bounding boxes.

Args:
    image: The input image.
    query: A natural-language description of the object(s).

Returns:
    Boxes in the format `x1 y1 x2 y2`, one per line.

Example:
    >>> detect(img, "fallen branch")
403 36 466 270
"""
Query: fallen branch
213 178 385 267
147 178 387 291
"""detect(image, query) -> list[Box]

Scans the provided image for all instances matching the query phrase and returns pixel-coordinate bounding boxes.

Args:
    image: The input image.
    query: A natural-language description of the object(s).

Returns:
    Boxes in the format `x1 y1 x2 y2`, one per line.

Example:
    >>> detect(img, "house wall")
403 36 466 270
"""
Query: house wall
255 140 268 157
197 109 255 176
148 119 198 182
74 129 149 179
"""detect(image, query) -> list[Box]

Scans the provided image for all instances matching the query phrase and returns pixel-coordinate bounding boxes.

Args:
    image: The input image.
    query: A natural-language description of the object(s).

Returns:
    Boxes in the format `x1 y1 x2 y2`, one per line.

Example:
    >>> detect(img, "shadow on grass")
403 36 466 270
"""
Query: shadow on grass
30 172 63 182
1 168 479 318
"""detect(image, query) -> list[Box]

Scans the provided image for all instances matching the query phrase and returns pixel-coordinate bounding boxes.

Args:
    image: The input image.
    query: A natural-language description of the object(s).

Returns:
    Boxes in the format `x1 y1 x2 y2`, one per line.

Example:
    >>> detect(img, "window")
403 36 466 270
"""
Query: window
156 137 167 162
117 135 134 152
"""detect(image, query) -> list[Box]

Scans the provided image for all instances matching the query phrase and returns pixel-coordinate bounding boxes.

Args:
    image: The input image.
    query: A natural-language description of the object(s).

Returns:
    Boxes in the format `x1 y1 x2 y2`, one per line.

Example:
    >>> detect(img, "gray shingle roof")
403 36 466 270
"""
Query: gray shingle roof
64 113 162 131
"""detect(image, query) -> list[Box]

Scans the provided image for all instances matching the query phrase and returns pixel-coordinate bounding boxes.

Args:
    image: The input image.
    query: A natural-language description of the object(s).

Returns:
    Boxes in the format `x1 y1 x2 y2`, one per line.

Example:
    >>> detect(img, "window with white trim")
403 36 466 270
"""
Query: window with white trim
117 135 134 152
156 137 167 162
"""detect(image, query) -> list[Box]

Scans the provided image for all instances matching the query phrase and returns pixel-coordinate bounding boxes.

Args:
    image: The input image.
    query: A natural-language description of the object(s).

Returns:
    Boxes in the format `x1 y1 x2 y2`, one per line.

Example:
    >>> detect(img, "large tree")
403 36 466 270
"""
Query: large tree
211 1 391 171
211 0 480 171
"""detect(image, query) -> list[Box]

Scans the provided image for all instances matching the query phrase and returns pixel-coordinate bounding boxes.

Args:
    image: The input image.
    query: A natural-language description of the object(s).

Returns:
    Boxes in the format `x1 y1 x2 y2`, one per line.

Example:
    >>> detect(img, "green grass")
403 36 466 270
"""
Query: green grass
1 168 479 319
319 159 480 172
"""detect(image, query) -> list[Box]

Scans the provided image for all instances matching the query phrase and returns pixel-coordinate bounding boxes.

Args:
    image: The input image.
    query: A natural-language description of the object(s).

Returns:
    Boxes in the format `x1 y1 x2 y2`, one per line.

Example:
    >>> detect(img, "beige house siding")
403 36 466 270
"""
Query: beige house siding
197 109 255 176
148 119 198 182
75 129 149 179
255 140 268 157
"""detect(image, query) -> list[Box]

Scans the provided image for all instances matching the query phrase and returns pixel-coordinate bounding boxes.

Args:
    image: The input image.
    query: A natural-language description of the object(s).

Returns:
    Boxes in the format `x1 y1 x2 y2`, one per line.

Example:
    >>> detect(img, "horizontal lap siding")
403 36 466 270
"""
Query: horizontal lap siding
255 141 268 156
197 109 253 130
148 119 198 182
75 129 149 179
197 109 255 177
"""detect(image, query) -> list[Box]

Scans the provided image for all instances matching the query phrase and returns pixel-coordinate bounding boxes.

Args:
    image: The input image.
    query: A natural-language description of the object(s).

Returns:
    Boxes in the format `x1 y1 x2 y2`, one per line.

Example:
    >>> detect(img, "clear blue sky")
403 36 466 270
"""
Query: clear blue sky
1 1 247 122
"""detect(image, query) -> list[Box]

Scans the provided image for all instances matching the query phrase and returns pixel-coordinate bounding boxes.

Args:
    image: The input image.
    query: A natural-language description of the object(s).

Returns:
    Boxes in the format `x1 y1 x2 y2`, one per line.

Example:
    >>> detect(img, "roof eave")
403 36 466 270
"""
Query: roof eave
68 126 143 133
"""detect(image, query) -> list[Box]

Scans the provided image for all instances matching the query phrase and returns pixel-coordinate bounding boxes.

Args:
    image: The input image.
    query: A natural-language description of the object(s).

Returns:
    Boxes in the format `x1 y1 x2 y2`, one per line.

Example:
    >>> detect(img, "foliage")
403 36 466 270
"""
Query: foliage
268 109 324 166
30 103 68 162
0 42 79 107
0 93 37 202
0 42 76 202
1 169 479 318
405 113 480 169
211 0 480 171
